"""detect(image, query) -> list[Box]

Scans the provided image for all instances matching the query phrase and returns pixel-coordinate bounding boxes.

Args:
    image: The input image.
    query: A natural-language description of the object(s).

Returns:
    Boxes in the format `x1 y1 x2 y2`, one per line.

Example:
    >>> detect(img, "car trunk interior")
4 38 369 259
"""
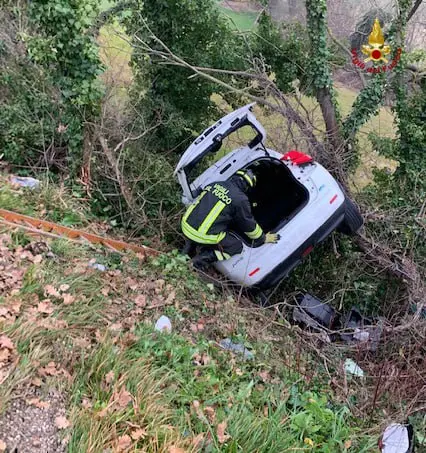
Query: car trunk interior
244 158 309 233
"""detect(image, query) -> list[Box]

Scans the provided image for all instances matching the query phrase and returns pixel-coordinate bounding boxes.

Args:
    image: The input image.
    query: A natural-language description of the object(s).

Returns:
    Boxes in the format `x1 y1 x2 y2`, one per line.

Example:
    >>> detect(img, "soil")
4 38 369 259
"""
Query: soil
0 387 67 453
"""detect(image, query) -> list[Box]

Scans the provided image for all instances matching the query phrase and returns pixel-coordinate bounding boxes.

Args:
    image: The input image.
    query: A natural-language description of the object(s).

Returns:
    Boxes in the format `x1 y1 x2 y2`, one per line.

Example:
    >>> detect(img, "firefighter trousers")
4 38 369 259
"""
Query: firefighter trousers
198 232 243 261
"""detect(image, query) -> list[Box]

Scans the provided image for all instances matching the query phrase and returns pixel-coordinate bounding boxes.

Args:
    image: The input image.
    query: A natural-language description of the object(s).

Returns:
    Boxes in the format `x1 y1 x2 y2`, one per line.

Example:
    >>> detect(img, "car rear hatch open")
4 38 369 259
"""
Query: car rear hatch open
174 103 267 203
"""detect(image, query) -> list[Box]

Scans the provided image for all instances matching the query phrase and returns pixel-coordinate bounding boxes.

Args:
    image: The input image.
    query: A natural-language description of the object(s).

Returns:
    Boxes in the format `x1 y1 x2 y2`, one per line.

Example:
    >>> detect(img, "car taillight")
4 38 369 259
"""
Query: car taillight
329 194 338 204
302 246 314 257
249 267 260 277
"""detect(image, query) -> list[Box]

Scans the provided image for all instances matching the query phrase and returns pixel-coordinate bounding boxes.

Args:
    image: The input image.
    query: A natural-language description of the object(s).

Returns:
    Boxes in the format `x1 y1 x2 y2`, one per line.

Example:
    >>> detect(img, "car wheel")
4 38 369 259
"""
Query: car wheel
337 198 363 235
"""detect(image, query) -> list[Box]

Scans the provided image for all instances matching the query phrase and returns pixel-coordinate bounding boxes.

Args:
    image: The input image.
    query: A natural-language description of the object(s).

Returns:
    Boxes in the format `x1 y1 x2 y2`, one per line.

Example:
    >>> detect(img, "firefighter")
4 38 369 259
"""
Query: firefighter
181 169 280 270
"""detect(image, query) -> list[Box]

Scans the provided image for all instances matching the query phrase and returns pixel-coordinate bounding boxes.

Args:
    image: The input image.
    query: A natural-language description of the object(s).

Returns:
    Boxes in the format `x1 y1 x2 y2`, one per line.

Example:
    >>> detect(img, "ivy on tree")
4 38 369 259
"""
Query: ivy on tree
27 0 104 165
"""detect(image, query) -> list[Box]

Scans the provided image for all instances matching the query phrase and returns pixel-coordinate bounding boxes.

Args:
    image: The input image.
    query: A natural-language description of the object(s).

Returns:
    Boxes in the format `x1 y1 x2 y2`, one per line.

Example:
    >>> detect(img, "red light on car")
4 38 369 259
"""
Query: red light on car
302 245 314 257
249 267 260 277
329 194 338 204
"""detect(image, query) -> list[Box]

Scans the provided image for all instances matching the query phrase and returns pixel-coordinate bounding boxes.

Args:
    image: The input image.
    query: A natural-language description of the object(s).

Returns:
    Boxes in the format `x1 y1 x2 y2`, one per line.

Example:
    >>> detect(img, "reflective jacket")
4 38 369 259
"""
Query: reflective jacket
181 177 265 245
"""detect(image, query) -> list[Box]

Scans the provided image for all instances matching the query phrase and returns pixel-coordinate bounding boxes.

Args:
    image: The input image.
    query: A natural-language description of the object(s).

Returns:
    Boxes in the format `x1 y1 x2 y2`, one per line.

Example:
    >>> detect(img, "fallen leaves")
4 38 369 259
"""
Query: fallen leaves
44 285 61 298
55 415 71 429
134 294 147 307
130 428 147 441
0 241 25 296
217 421 230 444
38 361 60 377
105 370 115 384
97 386 134 418
62 293 75 305
115 387 132 409
204 406 216 424
0 335 14 350
0 439 6 452
116 434 132 451
37 299 54 314
43 284 76 305
81 398 93 409
31 377 43 387
0 334 17 384
59 284 70 292
168 447 186 453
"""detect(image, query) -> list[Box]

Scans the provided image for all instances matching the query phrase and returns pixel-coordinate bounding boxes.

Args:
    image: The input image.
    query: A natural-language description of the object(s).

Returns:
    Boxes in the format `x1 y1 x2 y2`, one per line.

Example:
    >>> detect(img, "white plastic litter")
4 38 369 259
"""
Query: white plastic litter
344 358 364 377
88 262 107 272
353 328 370 342
10 176 40 189
380 424 410 453
155 315 172 333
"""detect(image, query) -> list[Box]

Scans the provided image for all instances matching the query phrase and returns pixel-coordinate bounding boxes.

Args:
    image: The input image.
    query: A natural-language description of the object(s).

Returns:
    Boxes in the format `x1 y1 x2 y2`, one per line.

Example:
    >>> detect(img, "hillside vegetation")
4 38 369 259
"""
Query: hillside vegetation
0 178 377 452
0 0 425 451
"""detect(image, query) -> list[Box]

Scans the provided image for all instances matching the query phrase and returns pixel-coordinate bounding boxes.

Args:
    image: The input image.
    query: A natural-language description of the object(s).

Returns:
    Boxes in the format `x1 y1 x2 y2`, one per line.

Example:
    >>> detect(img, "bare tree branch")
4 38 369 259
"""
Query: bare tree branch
407 0 424 23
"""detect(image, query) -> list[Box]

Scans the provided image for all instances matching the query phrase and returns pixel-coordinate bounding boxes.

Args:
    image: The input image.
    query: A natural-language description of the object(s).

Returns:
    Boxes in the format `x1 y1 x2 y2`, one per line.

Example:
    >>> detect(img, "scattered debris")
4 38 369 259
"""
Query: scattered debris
9 175 40 189
292 293 337 340
340 307 384 351
344 358 364 377
379 423 415 453
154 315 172 332
292 294 385 350
88 262 107 272
219 338 254 360
217 420 231 444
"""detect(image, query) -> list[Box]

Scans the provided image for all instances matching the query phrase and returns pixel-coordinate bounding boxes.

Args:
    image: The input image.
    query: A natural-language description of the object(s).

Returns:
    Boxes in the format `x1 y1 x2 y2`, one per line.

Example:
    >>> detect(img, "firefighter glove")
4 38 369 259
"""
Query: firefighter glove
265 232 280 244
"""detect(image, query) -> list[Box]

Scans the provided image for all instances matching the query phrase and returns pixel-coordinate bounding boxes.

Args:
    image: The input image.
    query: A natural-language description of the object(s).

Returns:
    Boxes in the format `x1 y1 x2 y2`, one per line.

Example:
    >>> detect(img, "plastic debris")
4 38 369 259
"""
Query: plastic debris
9 176 40 189
219 338 254 360
154 315 172 333
292 293 337 339
88 262 107 272
379 423 414 453
344 358 364 377
340 307 384 351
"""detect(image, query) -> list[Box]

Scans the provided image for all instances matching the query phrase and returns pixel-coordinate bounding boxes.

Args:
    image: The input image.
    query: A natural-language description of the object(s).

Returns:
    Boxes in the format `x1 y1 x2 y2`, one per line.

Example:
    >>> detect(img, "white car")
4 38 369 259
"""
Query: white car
174 103 363 293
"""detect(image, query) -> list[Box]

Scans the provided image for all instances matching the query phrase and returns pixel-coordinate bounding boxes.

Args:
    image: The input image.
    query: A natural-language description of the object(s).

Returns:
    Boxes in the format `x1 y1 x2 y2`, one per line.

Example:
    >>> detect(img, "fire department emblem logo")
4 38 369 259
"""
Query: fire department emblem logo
361 18 391 63
351 18 401 73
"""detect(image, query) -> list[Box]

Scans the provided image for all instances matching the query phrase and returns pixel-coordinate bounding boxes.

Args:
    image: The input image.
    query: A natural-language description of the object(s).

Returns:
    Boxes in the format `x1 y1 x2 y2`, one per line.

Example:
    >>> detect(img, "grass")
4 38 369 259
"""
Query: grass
1 179 426 450
0 174 92 227
218 6 258 31
0 181 382 451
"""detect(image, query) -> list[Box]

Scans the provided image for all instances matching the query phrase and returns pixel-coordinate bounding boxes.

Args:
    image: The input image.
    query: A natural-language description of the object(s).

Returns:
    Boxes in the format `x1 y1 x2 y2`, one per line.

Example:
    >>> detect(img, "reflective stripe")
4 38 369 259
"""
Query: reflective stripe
199 200 226 235
181 189 227 245
214 250 224 261
182 220 226 244
182 191 207 223
236 170 255 188
214 250 231 261
246 224 263 240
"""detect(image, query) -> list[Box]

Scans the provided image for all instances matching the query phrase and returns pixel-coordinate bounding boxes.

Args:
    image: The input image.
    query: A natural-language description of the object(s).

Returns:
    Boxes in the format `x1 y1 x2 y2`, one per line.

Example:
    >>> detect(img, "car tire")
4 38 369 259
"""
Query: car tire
337 198 363 235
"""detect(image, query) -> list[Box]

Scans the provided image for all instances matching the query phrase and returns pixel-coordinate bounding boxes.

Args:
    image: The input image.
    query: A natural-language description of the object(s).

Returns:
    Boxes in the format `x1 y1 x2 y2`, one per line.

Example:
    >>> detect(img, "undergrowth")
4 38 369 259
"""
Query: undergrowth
0 178 424 451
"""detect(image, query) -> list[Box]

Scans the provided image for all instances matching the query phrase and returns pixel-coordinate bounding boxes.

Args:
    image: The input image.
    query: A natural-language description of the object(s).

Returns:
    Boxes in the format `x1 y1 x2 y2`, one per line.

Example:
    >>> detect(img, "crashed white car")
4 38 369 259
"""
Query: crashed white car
174 103 363 292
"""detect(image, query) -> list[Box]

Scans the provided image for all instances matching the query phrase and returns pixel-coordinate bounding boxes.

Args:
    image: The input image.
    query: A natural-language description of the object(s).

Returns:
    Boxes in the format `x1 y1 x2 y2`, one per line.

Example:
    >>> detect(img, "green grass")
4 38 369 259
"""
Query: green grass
0 174 92 226
218 6 258 31
1 180 425 450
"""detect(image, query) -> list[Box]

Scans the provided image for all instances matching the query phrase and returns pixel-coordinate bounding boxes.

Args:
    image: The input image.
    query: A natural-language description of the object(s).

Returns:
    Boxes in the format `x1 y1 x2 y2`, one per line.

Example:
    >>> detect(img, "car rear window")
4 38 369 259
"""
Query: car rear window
186 125 258 187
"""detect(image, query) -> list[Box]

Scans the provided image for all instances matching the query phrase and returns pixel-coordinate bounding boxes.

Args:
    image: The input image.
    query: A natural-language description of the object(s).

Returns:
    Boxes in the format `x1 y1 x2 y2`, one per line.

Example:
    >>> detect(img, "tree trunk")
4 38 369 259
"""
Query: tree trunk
316 88 345 157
